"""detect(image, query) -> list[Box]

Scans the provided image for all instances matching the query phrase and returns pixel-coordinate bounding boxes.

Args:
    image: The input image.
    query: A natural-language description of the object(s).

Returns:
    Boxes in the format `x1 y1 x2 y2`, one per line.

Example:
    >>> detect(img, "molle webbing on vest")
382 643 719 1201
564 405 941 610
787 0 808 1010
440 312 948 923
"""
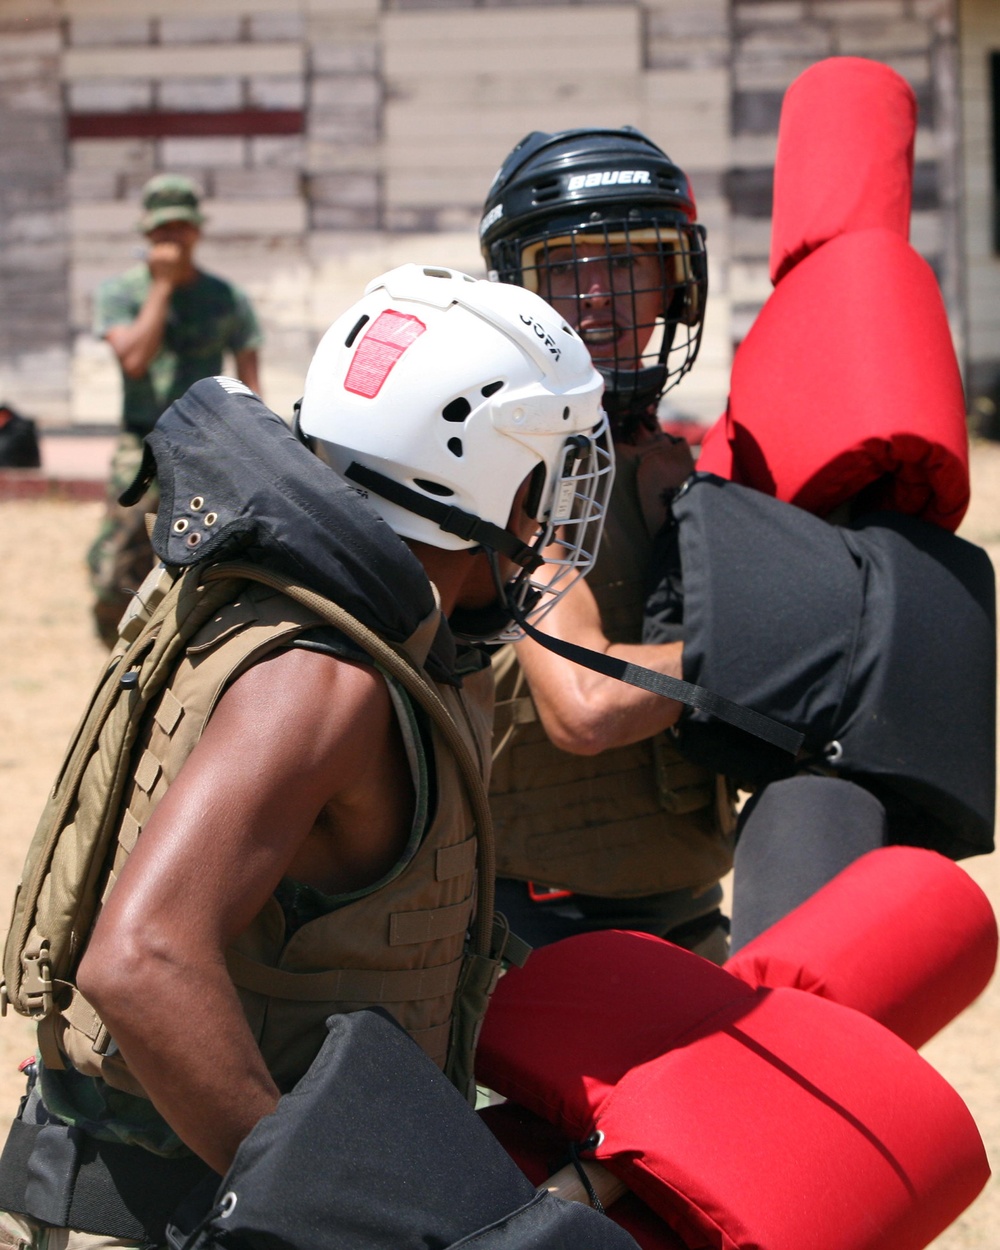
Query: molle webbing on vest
488 435 736 899
17 560 500 1106
3 564 243 1026
490 665 734 897
586 449 655 644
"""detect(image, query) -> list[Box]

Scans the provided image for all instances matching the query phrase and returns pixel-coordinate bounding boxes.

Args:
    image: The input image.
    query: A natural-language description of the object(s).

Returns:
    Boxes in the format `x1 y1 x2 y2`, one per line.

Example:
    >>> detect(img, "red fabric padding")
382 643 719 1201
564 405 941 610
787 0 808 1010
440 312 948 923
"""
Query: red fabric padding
770 58 916 285
589 988 989 1250
477 933 756 1136
696 227 969 529
478 934 990 1249
725 847 998 1049
692 417 732 477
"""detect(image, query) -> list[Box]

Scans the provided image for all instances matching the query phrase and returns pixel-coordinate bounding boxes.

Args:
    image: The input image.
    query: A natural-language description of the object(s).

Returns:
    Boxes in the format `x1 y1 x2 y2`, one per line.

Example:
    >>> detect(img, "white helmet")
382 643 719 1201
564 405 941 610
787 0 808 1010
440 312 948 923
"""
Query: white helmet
298 263 613 638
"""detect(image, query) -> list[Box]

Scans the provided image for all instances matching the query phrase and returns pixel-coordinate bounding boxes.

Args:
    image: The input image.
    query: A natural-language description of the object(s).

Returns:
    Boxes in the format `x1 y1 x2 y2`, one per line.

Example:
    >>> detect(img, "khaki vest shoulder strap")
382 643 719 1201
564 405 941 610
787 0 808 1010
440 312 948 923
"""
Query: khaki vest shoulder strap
202 563 510 1102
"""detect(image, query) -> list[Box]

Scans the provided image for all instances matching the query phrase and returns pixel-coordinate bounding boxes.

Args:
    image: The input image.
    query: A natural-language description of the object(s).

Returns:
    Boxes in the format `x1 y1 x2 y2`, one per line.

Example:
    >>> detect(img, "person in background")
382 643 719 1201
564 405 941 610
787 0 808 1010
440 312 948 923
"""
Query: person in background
88 173 262 646
481 126 736 961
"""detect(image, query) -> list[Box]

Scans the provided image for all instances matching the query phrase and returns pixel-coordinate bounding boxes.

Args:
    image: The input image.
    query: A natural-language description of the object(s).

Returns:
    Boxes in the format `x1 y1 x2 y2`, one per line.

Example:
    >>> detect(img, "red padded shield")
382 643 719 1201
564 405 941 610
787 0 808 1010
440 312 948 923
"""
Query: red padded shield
478 930 990 1250
725 846 998 1049
696 57 969 530
588 989 988 1250
770 56 915 284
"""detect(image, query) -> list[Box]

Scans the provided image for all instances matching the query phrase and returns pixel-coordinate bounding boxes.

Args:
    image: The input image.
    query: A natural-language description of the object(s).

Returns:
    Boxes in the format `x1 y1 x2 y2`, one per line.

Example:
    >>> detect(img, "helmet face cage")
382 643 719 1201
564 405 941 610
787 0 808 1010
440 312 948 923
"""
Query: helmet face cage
296 264 615 642
480 126 707 433
489 215 706 429
498 414 614 641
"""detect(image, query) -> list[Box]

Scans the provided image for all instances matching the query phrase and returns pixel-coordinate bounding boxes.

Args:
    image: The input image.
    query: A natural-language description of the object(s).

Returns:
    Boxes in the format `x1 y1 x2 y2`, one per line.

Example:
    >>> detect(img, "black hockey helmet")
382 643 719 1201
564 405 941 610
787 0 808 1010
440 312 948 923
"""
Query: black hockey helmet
480 126 707 437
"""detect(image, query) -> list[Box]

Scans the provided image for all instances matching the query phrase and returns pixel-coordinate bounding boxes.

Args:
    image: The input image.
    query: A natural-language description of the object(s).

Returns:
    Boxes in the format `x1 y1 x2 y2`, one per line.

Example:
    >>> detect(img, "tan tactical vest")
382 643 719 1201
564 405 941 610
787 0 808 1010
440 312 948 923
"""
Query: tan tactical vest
49 580 494 1098
490 437 736 898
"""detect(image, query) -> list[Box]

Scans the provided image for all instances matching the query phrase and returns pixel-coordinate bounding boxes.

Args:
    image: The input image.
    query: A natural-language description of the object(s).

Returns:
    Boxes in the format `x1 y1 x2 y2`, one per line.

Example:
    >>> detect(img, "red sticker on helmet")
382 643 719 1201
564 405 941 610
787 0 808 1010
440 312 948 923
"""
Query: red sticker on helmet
345 310 426 398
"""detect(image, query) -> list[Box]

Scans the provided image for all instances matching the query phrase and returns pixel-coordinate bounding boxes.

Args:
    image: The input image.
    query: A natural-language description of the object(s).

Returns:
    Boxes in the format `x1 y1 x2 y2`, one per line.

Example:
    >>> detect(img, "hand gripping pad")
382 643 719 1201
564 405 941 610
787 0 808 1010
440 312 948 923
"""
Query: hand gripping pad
480 1103 689 1250
478 933 989 1250
725 846 999 1049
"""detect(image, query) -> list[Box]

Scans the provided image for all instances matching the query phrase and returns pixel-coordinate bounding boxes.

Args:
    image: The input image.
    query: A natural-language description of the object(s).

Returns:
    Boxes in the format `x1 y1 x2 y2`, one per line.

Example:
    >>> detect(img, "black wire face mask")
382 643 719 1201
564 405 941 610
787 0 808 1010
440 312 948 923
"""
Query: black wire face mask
507 220 707 440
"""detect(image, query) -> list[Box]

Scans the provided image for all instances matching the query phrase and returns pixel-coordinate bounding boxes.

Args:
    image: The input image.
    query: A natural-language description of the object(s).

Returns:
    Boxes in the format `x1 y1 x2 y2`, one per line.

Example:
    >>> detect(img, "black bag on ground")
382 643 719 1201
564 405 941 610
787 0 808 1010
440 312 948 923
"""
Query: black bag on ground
166 1009 638 1250
648 474 995 859
0 403 41 468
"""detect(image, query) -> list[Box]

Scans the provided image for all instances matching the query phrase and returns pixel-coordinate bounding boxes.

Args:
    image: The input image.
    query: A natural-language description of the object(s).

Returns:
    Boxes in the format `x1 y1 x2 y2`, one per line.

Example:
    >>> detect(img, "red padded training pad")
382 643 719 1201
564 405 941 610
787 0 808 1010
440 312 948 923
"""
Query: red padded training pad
702 227 968 529
769 55 915 283
478 932 989 1250
696 57 969 530
589 987 988 1250
726 846 998 1049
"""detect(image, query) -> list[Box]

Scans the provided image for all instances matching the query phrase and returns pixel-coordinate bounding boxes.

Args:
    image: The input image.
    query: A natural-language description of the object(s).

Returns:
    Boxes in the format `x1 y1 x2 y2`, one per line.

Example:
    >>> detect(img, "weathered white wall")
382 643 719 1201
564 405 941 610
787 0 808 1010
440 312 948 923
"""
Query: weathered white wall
0 0 966 428
959 0 1000 406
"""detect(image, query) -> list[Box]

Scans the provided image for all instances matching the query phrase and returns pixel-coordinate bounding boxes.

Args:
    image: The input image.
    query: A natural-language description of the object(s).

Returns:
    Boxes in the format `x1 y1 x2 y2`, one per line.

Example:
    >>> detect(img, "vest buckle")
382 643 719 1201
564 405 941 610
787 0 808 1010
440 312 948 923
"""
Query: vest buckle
22 943 53 1018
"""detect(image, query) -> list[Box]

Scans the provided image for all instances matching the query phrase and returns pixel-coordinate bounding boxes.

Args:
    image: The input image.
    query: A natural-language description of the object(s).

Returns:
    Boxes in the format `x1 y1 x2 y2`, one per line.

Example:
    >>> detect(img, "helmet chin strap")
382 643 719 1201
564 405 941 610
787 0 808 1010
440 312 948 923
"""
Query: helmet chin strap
344 462 544 572
503 580 804 758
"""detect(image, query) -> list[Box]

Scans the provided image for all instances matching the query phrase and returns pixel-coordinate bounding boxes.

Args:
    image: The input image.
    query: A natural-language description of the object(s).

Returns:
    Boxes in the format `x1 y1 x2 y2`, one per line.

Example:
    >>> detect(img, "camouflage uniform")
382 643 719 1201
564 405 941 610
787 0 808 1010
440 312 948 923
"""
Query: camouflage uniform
89 259 261 647
87 433 159 648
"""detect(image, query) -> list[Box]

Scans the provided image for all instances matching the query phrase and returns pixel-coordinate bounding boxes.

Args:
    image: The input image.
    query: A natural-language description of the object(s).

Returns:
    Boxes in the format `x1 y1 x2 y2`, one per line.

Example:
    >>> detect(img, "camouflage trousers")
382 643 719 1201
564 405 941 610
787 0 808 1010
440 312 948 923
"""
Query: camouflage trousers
0 1211 159 1250
86 433 158 649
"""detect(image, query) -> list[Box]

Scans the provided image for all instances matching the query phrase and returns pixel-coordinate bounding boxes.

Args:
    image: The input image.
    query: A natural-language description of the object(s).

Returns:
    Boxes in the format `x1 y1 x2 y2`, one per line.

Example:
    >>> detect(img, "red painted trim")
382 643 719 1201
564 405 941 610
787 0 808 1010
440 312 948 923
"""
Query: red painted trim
67 110 304 139
0 472 106 502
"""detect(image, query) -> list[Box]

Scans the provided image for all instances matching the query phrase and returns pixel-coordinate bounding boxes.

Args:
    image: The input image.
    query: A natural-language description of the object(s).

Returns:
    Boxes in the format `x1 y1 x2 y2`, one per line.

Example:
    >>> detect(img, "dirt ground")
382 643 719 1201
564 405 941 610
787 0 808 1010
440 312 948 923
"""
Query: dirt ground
0 450 998 1246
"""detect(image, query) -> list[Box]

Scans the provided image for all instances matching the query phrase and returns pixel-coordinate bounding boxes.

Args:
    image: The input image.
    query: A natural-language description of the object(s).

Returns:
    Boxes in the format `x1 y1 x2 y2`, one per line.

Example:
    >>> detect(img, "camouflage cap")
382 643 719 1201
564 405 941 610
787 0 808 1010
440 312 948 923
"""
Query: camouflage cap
139 173 205 232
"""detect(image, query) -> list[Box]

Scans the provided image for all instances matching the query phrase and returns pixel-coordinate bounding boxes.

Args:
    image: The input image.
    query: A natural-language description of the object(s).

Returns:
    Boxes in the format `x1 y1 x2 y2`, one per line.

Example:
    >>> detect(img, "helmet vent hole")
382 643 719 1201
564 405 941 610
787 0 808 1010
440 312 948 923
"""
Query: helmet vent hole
414 478 454 497
562 407 570 421
442 397 472 423
532 178 560 203
447 437 463 458
344 314 369 348
481 380 504 398
562 324 575 336
423 267 452 279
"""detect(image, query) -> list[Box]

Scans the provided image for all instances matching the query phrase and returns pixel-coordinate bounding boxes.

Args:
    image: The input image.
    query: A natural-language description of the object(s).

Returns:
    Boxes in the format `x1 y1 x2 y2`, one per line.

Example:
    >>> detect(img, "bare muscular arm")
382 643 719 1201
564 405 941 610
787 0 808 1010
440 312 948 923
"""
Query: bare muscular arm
76 645 412 1175
514 427 693 756
516 573 684 756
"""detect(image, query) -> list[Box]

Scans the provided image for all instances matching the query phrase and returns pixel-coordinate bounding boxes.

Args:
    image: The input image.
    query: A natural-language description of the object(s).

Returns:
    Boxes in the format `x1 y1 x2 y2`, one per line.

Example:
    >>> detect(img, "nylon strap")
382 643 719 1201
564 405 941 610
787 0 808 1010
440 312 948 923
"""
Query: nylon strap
225 949 464 1004
202 563 497 962
512 604 804 757
344 462 542 571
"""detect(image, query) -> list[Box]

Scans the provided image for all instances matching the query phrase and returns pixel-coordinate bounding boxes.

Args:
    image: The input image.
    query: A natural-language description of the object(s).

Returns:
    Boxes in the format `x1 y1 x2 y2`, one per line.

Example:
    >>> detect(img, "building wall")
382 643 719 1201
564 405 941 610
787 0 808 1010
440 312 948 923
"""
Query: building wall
959 0 1000 416
0 0 964 428
0 0 70 422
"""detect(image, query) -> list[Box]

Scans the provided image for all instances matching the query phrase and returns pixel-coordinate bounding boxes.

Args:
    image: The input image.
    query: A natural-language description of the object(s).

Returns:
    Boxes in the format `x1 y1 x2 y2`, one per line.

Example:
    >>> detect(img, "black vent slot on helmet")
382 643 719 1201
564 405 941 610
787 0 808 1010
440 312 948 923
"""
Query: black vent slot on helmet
414 478 454 497
442 397 472 422
447 438 463 458
481 380 504 398
345 314 369 348
531 178 561 204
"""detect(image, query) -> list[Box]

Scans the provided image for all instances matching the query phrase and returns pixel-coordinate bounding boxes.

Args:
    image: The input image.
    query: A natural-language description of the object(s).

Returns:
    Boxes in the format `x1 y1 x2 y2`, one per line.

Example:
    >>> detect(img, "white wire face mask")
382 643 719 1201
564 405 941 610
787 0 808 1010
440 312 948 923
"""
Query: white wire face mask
498 411 615 641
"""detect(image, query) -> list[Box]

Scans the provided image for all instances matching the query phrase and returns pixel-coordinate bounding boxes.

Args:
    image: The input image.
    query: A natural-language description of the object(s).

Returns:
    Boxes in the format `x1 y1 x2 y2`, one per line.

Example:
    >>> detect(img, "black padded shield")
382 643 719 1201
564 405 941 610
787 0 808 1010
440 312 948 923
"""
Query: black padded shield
120 377 440 654
669 475 995 858
168 1009 639 1250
